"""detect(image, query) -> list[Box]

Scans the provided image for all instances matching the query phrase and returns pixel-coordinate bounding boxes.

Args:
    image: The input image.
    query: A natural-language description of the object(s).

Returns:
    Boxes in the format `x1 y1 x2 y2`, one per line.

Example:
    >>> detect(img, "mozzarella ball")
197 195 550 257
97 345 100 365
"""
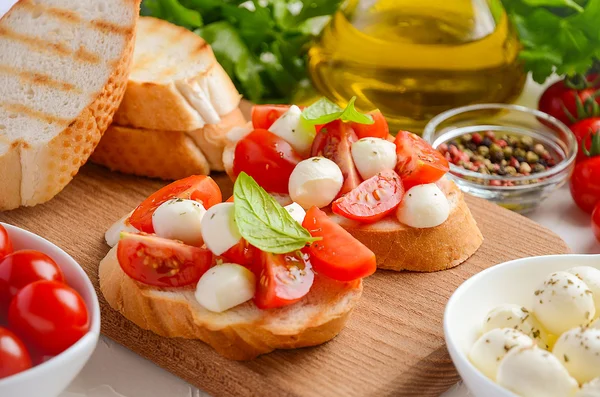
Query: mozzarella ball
195 263 255 313
105 210 137 248
152 199 206 246
497 346 579 397
593 318 600 329
351 138 397 180
268 105 316 156
469 328 534 380
200 202 242 255
284 202 306 224
483 304 550 349
576 378 600 397
396 184 450 228
567 266 600 315
533 271 595 336
553 327 600 384
288 157 343 209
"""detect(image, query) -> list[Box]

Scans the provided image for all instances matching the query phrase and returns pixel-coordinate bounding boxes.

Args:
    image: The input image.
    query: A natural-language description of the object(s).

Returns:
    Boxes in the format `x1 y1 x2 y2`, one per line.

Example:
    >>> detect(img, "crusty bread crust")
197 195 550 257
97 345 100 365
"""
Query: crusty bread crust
99 247 363 360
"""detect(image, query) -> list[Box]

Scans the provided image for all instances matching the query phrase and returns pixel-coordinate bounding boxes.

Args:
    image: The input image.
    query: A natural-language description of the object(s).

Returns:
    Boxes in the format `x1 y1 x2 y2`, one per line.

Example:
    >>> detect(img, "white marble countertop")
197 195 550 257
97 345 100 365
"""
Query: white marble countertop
1 2 597 395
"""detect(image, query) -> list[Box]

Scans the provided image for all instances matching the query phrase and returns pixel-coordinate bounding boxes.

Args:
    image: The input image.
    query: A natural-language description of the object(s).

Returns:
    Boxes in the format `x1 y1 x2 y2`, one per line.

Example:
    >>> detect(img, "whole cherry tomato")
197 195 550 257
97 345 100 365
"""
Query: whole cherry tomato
592 202 600 243
570 132 600 213
0 326 31 379
8 280 89 356
0 250 64 315
570 117 600 162
0 224 13 261
538 74 600 125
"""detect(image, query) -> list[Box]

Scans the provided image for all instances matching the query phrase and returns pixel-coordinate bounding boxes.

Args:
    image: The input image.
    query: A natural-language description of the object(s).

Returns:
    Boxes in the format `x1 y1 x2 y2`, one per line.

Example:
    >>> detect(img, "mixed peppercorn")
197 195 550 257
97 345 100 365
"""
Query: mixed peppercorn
437 131 557 186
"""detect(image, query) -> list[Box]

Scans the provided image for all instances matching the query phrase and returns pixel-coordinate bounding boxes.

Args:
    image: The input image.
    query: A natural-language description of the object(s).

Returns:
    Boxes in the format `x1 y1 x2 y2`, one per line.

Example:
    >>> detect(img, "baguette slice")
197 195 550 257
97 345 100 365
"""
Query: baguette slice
0 0 140 209
112 16 241 132
222 144 483 272
99 247 362 360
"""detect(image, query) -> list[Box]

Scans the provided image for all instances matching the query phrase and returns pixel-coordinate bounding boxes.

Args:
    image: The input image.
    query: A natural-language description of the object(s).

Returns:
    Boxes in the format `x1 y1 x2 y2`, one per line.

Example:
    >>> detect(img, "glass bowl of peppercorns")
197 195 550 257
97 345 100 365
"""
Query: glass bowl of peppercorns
423 104 577 213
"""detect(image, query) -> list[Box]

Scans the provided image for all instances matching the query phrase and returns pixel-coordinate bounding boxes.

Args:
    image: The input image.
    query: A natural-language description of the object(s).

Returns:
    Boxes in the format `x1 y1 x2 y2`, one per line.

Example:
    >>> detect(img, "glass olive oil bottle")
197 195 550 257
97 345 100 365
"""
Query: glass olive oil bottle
308 0 526 132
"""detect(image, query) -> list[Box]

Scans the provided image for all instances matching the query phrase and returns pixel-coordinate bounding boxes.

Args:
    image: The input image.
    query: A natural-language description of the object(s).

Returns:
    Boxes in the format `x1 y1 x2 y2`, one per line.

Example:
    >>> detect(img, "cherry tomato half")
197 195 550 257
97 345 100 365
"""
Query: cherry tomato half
0 250 64 316
593 202 600 243
129 176 222 233
233 129 303 194
395 131 449 189
220 239 256 268
311 120 362 195
303 207 376 281
0 326 32 379
8 280 89 356
332 169 404 223
0 225 13 261
251 105 296 130
350 110 389 139
253 250 314 310
117 232 214 287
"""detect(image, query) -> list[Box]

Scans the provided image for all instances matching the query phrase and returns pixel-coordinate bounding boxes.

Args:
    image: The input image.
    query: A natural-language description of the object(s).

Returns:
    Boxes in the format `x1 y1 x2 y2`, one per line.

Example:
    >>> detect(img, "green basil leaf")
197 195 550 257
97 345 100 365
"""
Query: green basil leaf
301 96 374 125
233 172 319 254
339 97 374 124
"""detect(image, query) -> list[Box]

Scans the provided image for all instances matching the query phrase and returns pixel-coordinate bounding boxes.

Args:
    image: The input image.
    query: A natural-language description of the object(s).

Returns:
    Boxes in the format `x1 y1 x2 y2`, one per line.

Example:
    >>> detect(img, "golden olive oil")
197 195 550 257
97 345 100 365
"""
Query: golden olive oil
308 0 527 132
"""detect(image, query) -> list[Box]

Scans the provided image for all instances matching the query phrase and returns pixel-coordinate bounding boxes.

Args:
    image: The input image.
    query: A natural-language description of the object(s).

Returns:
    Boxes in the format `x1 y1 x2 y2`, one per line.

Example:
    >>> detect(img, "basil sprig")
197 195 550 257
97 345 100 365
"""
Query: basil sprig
302 96 374 125
233 172 320 254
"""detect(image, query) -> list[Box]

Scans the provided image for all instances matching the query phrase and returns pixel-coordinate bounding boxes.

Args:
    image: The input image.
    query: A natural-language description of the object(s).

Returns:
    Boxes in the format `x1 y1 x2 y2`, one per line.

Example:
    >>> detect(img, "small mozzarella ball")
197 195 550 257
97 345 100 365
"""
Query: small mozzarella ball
483 304 550 349
105 211 137 247
351 138 397 180
533 271 595 336
152 199 206 246
268 105 316 156
469 328 534 380
396 184 450 228
497 346 579 397
576 378 600 397
593 318 600 329
200 203 241 255
567 266 600 315
288 157 343 209
553 327 600 384
284 202 306 224
195 263 255 313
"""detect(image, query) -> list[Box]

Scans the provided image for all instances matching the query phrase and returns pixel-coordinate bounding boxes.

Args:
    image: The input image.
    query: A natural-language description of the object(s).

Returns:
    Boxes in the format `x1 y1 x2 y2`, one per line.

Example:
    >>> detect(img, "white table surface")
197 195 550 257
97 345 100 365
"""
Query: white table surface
1 2 597 395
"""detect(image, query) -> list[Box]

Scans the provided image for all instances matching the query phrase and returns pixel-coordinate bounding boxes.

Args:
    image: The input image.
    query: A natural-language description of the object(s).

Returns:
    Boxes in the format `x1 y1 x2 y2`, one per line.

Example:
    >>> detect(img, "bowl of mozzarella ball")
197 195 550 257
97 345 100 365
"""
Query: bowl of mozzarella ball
444 254 600 397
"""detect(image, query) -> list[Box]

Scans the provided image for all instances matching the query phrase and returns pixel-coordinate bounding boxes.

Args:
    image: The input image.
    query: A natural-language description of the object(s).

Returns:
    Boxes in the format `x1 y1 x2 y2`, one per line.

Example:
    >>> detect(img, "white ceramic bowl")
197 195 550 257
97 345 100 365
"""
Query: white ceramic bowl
0 223 100 397
444 254 600 397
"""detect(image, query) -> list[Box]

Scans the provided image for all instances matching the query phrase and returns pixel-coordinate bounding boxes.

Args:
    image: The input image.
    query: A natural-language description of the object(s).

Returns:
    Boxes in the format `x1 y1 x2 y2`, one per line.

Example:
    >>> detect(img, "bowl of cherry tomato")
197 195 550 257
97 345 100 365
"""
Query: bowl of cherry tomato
0 223 100 397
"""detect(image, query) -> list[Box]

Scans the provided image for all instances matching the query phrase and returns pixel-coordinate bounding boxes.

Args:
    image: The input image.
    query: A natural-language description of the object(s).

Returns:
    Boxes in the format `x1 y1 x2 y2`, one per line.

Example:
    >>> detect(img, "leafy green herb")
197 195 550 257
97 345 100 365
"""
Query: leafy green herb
141 0 342 103
302 96 374 125
502 0 600 82
233 172 319 254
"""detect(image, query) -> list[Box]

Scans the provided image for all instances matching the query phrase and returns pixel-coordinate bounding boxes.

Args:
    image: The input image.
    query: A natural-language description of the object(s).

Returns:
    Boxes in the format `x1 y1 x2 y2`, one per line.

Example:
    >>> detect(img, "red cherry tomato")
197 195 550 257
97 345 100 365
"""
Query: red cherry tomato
8 281 89 356
570 131 600 213
0 225 13 261
225 195 234 203
117 232 213 288
220 239 256 268
0 326 32 379
0 250 64 315
538 75 600 126
233 129 303 194
593 203 600 243
302 207 376 281
332 169 404 223
395 130 449 189
350 110 389 139
311 120 362 195
251 105 299 130
570 117 600 162
129 176 222 233
253 250 314 309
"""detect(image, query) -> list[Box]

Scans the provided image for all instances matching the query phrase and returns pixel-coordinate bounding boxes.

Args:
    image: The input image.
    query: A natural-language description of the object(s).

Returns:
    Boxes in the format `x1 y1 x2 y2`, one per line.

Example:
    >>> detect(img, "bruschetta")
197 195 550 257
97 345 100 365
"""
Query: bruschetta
99 174 375 360
222 99 483 272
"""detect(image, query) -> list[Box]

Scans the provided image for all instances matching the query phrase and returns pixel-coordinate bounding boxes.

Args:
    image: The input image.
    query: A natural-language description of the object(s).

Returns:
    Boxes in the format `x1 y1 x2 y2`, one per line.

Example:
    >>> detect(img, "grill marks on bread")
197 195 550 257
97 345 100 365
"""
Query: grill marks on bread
0 64 78 92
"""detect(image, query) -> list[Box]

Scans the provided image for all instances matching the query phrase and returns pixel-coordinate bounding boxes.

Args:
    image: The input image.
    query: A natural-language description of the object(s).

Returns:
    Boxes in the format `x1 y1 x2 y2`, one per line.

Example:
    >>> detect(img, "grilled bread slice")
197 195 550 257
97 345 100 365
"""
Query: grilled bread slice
0 0 140 209
112 16 241 133
222 140 483 272
99 246 363 360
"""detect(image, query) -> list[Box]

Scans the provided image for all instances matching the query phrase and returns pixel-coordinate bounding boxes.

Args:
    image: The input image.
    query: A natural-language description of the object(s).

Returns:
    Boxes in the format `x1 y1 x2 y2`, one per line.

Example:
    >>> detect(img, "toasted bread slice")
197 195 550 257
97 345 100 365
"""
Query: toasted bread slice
222 142 483 272
99 247 363 360
112 16 241 132
0 0 140 209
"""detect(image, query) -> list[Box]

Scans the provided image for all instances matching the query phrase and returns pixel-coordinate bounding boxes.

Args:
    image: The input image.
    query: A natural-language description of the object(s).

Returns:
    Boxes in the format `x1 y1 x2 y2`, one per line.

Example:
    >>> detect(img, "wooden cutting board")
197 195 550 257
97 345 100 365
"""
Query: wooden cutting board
0 164 568 397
